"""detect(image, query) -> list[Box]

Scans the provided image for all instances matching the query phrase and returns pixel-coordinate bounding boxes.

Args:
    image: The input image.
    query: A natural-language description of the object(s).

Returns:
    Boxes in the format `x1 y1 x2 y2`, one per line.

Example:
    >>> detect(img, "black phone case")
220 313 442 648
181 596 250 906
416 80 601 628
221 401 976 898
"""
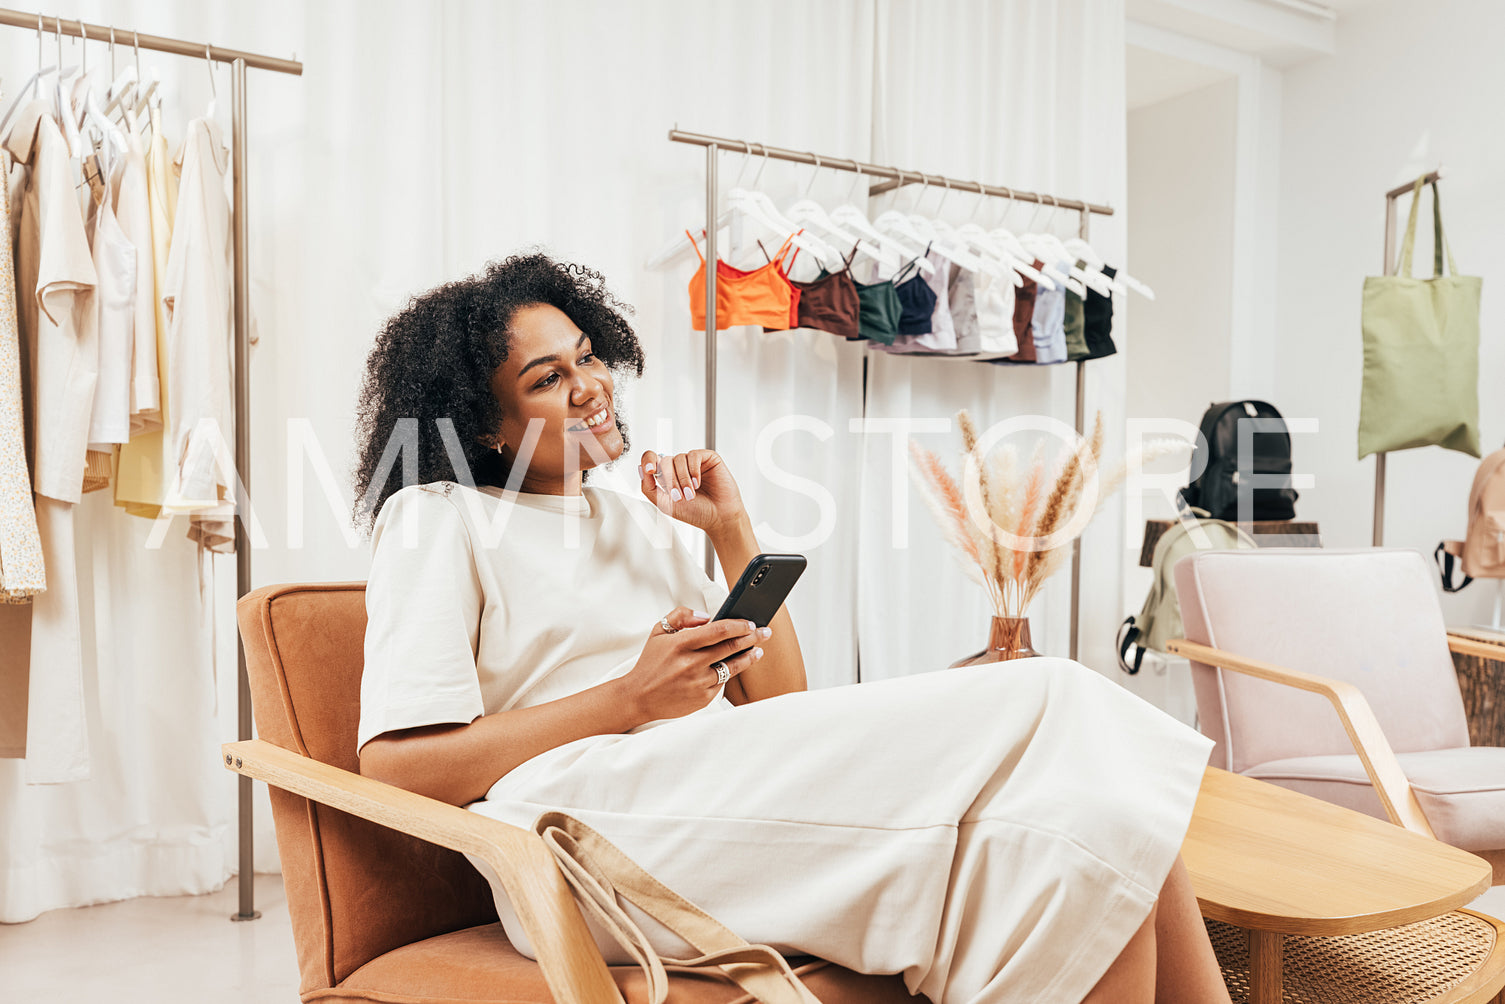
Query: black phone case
713 555 807 660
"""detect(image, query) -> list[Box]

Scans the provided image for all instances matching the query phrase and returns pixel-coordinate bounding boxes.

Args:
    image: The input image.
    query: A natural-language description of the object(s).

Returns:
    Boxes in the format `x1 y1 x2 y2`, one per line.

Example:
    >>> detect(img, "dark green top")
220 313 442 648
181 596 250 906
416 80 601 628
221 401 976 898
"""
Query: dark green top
1063 289 1089 361
854 279 901 345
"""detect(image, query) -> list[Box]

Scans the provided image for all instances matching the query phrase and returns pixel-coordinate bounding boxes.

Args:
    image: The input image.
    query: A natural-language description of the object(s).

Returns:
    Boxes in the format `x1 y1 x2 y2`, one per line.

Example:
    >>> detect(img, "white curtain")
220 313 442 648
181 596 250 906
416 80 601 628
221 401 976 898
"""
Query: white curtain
857 0 1128 681
0 0 1126 922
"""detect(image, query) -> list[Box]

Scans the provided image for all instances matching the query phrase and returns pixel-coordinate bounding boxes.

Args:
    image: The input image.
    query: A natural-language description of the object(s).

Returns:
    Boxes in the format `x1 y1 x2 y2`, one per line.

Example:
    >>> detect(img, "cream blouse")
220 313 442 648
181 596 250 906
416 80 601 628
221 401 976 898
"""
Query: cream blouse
358 480 733 754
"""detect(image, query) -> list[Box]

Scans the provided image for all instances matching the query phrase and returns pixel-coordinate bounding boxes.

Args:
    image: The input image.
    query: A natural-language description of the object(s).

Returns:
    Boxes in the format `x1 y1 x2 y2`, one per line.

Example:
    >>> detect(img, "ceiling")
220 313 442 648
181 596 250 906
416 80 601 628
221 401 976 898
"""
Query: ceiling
1126 0 1388 110
1126 44 1235 111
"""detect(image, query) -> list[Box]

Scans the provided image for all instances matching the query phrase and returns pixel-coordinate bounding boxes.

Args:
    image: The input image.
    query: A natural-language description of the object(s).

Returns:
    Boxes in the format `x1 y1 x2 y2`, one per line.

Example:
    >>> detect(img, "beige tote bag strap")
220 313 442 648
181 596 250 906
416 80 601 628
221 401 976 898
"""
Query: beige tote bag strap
535 811 822 1004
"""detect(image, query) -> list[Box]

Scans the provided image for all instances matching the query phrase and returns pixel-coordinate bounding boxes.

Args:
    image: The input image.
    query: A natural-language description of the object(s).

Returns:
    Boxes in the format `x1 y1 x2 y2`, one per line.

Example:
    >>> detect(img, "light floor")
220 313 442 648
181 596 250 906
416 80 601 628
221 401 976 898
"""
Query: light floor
4 875 1505 1002
0 874 300 1004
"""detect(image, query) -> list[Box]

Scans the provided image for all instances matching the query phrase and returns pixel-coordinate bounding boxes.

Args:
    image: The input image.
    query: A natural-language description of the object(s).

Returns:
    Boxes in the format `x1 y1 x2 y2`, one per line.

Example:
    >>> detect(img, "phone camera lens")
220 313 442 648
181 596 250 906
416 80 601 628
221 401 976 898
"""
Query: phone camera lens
753 568 767 585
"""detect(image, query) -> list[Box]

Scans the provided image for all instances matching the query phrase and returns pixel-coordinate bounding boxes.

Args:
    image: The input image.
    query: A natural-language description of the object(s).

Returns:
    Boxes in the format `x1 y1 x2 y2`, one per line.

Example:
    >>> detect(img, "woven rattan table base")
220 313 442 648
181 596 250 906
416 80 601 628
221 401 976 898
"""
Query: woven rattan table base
1208 914 1496 1003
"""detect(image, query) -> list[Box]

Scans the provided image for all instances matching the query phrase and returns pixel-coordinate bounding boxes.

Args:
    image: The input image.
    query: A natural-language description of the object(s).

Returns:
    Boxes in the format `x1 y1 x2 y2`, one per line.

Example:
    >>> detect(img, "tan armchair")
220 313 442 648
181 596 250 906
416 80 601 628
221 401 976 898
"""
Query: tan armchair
1170 547 1505 881
225 581 922 1004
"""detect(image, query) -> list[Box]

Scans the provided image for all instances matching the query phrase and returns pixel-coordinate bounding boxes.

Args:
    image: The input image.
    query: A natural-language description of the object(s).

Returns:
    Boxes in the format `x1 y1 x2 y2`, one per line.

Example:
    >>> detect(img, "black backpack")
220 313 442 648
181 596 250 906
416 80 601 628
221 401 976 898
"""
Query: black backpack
1179 400 1298 522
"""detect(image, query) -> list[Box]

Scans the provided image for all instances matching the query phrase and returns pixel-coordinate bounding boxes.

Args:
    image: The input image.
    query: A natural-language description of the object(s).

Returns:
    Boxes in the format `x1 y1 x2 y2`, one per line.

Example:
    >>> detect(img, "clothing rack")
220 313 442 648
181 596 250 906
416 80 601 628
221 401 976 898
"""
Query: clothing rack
0 8 303 923
1373 167 1445 546
667 129 1114 662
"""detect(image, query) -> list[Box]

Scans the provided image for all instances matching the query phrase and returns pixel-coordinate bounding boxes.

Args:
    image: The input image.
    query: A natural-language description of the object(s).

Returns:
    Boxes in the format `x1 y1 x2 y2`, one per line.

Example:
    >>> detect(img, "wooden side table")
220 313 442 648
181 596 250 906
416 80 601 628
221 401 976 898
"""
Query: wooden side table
1185 767 1501 1004
1139 520 1322 568
1450 628 1505 747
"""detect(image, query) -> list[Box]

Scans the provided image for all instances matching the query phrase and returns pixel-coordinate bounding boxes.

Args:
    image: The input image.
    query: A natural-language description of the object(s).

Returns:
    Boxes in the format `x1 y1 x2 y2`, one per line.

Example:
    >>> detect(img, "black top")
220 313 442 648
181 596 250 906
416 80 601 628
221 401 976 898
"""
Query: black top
894 257 937 336
1083 264 1117 359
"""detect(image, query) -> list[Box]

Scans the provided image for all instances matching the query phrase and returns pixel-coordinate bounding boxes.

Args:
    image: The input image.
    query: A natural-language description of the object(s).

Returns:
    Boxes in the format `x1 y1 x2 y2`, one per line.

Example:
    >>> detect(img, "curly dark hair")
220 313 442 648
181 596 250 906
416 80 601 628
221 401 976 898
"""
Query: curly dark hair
350 252 645 536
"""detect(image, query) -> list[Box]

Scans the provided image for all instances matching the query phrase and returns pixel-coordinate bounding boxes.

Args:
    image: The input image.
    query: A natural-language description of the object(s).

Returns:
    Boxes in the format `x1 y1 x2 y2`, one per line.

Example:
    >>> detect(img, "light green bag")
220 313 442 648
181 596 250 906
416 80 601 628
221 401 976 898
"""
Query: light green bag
1358 175 1481 460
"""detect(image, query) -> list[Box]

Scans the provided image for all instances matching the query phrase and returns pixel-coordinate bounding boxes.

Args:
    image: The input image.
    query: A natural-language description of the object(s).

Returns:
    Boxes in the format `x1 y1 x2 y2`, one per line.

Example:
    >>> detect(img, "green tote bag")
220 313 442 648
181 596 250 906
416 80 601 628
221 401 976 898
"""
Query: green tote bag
1358 175 1482 459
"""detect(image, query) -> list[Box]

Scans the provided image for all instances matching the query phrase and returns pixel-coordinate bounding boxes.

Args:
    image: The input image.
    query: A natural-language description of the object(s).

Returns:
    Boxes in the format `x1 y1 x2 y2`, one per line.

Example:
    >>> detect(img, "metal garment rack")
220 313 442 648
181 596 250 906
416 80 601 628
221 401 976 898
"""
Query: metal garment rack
0 8 303 922
1372 168 1444 546
667 129 1114 661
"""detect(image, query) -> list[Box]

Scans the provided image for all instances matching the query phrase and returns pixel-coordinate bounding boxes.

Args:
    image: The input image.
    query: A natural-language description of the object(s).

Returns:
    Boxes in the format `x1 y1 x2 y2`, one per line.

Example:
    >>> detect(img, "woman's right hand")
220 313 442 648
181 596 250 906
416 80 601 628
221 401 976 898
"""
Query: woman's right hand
617 607 771 723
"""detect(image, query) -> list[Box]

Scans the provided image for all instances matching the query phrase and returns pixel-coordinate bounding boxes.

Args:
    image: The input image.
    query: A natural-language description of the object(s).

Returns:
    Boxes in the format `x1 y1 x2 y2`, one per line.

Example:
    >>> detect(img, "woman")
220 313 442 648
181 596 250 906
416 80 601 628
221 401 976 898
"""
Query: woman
350 253 1230 1003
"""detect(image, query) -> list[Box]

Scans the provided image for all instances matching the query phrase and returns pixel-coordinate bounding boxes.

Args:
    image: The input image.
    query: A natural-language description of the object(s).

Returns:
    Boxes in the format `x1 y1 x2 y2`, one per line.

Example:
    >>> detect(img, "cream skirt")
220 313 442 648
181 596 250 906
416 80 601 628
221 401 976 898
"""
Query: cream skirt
466 657 1213 1004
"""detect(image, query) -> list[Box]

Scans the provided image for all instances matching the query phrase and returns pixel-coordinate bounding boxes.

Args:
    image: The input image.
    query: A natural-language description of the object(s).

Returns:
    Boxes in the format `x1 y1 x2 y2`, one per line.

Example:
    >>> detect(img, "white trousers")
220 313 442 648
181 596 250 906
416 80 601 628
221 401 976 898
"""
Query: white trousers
467 658 1213 1004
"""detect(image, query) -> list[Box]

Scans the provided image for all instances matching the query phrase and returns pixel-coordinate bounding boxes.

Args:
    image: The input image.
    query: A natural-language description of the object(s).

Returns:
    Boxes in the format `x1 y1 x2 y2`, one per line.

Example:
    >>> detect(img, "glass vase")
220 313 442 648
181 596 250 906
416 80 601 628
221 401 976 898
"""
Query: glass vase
950 615 1041 667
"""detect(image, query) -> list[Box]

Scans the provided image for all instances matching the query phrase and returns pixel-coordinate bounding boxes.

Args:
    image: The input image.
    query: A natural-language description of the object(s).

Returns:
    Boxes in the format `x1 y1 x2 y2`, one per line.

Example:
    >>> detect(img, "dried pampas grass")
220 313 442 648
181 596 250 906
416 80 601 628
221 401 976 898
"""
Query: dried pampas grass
909 409 1188 620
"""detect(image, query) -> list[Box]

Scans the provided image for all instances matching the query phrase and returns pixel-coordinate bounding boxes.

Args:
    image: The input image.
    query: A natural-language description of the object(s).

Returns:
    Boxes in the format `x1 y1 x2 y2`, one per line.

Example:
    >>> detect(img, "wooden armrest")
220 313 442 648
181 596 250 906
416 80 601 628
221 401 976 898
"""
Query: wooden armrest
1449 634 1505 662
222 739 624 1004
1164 639 1436 840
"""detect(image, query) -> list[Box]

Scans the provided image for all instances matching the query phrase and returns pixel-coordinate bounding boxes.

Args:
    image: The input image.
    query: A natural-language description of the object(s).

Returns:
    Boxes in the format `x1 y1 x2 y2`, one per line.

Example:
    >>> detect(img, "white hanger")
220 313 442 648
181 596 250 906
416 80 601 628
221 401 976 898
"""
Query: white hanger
1036 196 1111 295
829 160 922 273
43 17 88 159
203 42 218 120
910 176 988 273
1114 267 1156 301
783 153 895 270
645 142 839 272
1062 236 1125 296
951 183 1025 286
983 186 1055 290
720 144 843 267
1019 197 1087 296
726 188 840 268
102 24 139 120
645 141 760 270
873 171 936 277
0 16 63 138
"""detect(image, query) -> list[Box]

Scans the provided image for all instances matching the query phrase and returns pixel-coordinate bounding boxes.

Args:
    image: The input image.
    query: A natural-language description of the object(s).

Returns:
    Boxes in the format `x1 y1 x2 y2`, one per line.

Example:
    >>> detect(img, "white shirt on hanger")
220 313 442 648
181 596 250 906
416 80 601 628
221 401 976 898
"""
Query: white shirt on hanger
158 116 232 535
113 129 160 436
85 165 138 448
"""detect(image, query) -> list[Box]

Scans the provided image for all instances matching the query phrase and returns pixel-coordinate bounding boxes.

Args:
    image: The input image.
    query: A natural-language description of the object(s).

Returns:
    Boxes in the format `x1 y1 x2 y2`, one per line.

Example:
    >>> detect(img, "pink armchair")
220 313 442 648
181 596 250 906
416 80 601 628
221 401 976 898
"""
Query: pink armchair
1169 548 1505 881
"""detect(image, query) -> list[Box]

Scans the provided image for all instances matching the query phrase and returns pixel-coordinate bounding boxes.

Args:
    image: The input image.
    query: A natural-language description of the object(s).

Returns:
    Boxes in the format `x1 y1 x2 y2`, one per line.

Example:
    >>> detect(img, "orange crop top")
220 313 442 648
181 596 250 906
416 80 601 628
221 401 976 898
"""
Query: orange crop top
688 231 801 331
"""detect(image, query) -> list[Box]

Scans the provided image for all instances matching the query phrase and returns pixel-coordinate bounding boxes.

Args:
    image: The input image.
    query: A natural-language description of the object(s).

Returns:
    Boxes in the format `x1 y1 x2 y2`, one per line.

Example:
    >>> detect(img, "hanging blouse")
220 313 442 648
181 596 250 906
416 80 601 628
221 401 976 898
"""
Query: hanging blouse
113 129 158 436
973 269 1018 360
946 266 981 355
114 105 177 519
160 117 235 554
688 232 799 331
1003 269 1040 363
1063 288 1089 361
791 269 860 339
852 274 900 345
3 102 93 782
5 101 99 504
1032 280 1067 364
879 250 962 356
0 148 43 602
82 157 139 494
766 247 860 340
1084 265 1117 359
85 166 136 449
893 255 938 337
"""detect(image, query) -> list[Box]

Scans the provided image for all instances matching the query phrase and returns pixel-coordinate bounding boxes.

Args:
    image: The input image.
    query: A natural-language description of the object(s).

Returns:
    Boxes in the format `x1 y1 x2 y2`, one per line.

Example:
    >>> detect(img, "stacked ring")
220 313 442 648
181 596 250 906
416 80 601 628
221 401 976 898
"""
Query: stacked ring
660 616 677 634
711 661 730 686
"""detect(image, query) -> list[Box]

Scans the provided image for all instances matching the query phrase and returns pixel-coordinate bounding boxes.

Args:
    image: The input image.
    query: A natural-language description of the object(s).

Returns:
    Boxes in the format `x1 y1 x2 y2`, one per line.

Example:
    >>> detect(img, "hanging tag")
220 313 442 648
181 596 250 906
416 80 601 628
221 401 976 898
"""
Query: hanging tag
82 153 106 206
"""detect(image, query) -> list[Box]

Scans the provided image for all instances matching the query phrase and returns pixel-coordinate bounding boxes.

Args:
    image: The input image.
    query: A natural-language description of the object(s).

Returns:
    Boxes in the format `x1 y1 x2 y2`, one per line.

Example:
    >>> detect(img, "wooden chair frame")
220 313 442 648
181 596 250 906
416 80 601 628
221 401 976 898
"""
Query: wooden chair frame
1167 636 1503 867
223 738 625 1004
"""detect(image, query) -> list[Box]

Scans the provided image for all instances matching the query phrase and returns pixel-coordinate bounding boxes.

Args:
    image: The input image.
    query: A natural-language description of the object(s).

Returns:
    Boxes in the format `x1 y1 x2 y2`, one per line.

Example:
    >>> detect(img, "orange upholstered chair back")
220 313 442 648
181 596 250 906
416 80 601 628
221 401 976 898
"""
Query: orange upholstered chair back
236 582 497 994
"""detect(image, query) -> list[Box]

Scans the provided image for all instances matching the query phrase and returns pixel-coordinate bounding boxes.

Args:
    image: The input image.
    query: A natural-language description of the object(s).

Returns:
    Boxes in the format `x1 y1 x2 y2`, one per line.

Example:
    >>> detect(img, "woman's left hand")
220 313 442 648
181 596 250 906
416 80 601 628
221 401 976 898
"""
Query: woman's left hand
639 449 745 535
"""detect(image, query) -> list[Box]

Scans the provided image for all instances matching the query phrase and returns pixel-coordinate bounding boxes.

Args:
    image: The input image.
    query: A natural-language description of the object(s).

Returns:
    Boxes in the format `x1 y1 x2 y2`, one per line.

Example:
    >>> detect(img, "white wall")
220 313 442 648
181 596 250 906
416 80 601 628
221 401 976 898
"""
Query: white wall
1123 74 1239 721
1276 0 1505 626
1126 77 1238 434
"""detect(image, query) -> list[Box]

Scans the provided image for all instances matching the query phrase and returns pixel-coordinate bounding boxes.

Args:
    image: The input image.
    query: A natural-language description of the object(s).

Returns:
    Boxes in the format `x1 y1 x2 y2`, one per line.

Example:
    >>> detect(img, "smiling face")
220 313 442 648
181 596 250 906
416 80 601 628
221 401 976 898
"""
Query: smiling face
485 303 626 495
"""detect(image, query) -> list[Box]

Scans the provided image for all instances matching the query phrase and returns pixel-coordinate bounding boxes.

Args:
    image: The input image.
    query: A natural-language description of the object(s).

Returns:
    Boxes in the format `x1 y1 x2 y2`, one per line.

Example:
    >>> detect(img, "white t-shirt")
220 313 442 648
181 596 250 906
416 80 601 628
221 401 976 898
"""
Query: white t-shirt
357 480 733 756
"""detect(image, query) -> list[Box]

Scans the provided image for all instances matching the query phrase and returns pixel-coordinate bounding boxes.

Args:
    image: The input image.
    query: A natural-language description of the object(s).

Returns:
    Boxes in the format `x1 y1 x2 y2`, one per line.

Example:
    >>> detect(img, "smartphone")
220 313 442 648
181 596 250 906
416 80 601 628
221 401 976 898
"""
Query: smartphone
713 553 807 658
